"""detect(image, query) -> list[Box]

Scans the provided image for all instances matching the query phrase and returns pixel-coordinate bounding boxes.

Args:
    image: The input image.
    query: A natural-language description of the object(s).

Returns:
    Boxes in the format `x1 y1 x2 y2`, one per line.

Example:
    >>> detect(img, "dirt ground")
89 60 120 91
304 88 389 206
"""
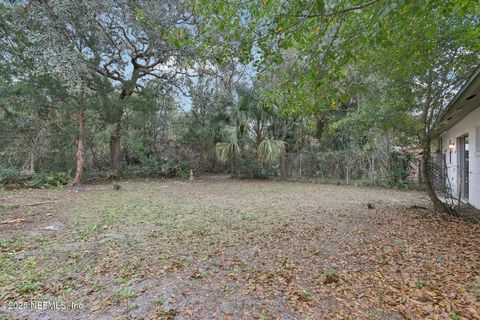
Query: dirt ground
0 176 479 319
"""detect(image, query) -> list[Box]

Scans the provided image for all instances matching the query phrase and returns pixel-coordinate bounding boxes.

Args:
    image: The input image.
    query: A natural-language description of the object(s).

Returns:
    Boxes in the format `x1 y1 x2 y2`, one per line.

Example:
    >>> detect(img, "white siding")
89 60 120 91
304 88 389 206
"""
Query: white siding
439 105 480 209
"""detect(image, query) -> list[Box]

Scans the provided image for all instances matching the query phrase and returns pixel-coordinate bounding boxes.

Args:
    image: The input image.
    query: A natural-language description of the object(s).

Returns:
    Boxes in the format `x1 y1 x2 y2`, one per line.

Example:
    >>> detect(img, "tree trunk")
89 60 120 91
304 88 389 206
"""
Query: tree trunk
421 136 455 215
108 83 135 173
420 71 455 215
110 122 121 174
72 102 85 186
30 153 35 173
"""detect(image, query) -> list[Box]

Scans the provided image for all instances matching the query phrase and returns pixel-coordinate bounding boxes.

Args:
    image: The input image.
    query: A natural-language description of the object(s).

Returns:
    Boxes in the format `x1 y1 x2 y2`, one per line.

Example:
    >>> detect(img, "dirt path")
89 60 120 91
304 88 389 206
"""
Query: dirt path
1 177 479 319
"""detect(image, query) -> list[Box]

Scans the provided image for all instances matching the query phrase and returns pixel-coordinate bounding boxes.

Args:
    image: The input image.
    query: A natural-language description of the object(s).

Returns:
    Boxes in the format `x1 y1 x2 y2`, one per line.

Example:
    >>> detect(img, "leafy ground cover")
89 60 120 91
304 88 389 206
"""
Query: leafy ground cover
0 176 479 319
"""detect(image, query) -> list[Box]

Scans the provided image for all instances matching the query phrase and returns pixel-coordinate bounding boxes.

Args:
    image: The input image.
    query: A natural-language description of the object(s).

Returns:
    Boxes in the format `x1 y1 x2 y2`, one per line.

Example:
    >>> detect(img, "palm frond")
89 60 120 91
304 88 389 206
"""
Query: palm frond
215 142 240 164
222 125 239 144
258 139 286 164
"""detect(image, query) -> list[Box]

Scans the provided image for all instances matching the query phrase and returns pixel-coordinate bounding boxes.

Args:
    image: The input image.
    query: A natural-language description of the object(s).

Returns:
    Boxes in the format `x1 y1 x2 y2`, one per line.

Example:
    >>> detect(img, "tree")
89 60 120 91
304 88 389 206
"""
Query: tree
351 2 479 213
201 0 480 212
215 85 287 176
21 0 196 172
71 87 86 186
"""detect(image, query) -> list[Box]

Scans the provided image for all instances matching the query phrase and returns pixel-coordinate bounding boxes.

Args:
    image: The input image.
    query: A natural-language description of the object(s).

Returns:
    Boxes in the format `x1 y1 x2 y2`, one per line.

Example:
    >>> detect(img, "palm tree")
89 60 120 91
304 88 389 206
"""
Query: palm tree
215 86 286 176
258 138 286 164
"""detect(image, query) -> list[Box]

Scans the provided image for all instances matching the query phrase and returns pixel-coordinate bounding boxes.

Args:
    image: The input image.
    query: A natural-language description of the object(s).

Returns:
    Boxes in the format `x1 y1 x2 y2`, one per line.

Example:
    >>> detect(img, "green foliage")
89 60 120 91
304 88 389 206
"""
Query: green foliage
415 279 425 288
29 172 70 189
112 182 121 190
384 153 412 189
177 167 189 180
82 166 111 183
120 157 183 179
297 289 312 302
450 312 460 320
144 156 171 170
237 158 268 180
258 139 286 164
138 157 175 177
0 167 26 186
154 297 167 305
322 269 340 284
216 142 240 165
0 167 69 189
114 287 133 302
18 281 40 293
96 156 194 181
1 0 479 194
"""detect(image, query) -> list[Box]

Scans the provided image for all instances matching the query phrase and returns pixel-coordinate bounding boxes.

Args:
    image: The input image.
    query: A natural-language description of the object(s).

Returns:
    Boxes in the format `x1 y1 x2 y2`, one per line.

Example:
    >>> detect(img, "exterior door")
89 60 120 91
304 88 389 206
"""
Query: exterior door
464 135 469 200
458 134 469 200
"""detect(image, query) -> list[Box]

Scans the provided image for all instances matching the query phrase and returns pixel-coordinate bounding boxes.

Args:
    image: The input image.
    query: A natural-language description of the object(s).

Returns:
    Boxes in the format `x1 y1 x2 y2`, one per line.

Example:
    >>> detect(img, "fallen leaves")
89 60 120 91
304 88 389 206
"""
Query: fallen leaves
1 179 479 319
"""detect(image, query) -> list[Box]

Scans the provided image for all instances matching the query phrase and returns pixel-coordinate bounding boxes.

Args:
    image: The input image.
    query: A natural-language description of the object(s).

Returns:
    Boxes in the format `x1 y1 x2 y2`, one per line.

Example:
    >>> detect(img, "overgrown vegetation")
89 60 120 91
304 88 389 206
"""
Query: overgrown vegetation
0 167 70 189
1 2 479 199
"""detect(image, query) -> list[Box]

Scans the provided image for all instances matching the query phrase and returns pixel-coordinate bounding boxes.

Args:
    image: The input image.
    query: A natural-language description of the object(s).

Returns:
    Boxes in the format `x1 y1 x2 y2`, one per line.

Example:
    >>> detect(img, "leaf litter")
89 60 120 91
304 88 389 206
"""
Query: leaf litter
0 177 479 319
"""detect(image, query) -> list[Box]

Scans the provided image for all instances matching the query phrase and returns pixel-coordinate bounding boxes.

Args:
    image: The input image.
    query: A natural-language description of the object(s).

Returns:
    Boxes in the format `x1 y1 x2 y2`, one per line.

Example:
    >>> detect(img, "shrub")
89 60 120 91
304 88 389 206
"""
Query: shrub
0 167 23 186
0 166 71 189
177 167 189 180
0 167 33 188
237 158 268 179
29 172 70 189
177 160 196 180
120 157 178 178
383 152 412 189
83 165 110 183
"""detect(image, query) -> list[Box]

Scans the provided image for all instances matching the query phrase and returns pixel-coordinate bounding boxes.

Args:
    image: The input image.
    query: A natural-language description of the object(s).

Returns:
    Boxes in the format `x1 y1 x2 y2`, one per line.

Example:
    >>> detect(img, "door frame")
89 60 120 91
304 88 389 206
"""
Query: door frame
457 134 469 201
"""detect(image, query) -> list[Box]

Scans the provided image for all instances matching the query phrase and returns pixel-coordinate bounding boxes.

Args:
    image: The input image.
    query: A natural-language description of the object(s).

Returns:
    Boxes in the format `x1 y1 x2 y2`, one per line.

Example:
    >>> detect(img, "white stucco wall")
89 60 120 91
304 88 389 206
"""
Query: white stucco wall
437 105 480 209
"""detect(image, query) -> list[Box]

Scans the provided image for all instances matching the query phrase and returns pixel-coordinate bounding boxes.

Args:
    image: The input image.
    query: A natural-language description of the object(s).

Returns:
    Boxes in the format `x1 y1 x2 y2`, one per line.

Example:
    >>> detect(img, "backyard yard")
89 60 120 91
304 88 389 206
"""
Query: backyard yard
0 177 479 319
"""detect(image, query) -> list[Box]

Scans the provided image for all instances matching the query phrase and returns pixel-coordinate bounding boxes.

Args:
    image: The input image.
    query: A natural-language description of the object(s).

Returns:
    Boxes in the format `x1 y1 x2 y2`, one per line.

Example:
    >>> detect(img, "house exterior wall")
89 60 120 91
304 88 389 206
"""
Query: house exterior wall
436 105 480 209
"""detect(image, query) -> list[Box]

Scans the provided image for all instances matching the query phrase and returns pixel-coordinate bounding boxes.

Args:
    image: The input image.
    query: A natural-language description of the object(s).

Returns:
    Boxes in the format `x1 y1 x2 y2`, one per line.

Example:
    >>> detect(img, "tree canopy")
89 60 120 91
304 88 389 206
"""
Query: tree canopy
1 0 479 211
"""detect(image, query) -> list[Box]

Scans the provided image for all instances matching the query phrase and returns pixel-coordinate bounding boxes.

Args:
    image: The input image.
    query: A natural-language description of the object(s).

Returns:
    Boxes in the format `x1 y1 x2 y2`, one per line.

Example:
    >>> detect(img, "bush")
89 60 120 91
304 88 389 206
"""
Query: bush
136 157 198 179
82 157 193 183
177 160 197 180
177 167 189 180
0 167 21 184
237 158 268 180
29 172 70 189
122 157 177 178
0 167 30 188
0 166 70 189
383 152 412 189
83 165 110 183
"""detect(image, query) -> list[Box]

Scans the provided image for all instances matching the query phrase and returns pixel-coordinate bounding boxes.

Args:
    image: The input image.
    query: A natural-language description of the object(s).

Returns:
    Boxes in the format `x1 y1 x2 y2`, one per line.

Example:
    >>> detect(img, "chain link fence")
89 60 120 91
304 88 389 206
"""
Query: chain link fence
276 149 422 189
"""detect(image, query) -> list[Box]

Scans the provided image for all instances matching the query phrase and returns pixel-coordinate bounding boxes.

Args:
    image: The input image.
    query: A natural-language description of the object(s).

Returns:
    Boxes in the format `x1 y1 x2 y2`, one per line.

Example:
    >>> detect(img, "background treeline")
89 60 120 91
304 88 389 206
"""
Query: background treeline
1 0 479 208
